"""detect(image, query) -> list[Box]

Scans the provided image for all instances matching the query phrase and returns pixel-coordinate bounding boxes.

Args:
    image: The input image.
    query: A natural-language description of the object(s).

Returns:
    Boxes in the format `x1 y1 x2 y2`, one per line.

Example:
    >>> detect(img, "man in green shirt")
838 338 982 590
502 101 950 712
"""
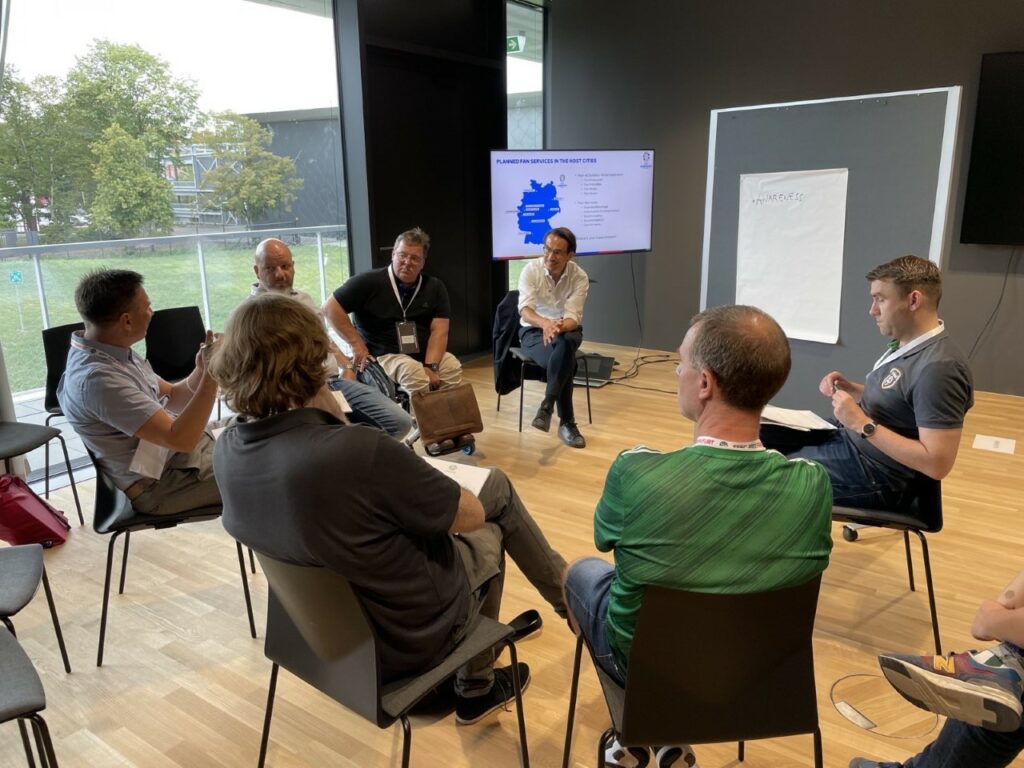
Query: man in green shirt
563 305 833 768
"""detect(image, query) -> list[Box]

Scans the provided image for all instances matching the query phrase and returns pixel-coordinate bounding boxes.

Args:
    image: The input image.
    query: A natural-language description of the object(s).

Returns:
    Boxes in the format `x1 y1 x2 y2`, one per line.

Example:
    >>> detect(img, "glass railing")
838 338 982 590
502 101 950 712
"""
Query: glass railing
0 225 349 395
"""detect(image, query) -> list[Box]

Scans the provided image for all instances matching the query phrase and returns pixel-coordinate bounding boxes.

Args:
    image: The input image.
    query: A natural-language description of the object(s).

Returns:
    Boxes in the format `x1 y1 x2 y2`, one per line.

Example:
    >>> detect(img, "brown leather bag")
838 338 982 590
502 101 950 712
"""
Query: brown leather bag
411 383 483 444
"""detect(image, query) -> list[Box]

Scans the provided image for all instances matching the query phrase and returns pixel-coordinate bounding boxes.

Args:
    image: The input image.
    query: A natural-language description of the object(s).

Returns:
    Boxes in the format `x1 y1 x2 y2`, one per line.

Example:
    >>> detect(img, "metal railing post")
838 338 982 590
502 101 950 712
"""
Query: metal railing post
316 231 328 305
31 253 51 329
196 238 212 327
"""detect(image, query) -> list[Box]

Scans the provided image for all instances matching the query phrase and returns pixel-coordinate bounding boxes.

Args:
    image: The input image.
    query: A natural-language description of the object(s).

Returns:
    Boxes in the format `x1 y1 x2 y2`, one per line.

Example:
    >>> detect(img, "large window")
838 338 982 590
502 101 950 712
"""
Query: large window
506 0 545 289
0 0 348 394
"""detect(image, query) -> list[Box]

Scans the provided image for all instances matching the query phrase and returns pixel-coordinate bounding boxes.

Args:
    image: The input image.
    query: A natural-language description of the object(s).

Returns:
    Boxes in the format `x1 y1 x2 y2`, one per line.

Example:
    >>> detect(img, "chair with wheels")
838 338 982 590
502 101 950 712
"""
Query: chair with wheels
0 544 71 674
0 627 61 767
85 449 256 667
0 422 83 527
833 476 944 653
492 291 592 431
145 306 206 382
562 575 824 768
255 552 530 768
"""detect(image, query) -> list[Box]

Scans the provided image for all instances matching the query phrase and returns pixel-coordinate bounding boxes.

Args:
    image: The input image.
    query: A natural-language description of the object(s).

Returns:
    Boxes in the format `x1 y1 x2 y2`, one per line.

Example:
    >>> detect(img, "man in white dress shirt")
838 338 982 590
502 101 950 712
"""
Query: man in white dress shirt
518 227 590 448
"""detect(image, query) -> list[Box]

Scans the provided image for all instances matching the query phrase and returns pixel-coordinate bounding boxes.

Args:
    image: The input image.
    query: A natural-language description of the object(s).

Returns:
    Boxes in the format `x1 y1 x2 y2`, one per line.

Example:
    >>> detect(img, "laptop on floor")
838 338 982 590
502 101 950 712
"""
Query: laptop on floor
574 353 616 388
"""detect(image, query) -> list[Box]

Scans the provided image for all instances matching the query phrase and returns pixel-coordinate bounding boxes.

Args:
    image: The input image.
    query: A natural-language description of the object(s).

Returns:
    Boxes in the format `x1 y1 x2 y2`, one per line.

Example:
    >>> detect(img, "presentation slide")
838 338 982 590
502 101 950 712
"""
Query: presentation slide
490 149 655 260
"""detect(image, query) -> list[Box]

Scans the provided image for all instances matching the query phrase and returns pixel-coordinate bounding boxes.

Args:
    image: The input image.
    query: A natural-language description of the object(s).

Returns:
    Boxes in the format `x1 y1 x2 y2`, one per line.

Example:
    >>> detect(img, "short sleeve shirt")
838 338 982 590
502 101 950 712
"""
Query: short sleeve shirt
215 409 466 680
856 332 974 471
57 331 165 489
333 267 452 360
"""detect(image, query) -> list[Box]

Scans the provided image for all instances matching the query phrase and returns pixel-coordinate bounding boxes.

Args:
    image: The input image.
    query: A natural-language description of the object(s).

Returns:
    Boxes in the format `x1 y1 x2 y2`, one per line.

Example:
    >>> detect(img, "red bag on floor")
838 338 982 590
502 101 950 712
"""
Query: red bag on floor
0 473 71 548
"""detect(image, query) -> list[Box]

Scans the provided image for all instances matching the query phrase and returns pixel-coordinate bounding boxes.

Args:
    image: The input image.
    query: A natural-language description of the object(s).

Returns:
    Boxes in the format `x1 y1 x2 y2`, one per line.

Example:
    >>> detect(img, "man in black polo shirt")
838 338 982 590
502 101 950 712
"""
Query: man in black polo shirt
324 227 463 394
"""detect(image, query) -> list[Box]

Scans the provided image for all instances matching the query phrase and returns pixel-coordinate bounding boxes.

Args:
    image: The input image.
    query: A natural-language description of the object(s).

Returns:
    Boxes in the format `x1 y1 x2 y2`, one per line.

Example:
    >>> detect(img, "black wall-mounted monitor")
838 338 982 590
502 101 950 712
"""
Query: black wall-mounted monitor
961 52 1024 245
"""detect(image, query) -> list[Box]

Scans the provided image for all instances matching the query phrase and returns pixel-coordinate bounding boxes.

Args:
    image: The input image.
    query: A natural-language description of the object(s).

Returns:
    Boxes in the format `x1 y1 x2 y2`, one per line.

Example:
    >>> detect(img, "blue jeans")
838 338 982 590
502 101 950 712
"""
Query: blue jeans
760 423 915 510
331 378 413 439
563 557 627 686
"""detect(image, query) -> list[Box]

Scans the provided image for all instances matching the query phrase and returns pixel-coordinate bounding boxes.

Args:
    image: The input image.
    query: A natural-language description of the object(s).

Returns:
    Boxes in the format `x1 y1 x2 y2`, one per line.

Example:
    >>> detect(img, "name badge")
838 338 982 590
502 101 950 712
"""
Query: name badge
395 320 420 354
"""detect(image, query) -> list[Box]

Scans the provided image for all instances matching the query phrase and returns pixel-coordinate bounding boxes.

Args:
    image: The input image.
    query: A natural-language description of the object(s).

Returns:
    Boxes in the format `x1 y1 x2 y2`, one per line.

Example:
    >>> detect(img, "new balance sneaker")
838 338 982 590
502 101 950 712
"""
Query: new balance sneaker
655 744 698 767
878 650 1024 732
604 738 650 768
848 759 902 768
454 662 530 725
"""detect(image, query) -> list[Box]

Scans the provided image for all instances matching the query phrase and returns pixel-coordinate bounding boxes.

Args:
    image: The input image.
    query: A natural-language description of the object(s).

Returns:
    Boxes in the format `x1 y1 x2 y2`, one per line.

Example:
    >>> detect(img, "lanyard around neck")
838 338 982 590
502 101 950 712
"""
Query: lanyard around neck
387 267 422 321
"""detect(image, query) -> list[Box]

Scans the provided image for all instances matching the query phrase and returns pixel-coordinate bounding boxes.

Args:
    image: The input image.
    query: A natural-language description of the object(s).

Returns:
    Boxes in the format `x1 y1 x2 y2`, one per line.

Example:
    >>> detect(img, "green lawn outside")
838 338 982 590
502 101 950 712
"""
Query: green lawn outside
0 237 349 394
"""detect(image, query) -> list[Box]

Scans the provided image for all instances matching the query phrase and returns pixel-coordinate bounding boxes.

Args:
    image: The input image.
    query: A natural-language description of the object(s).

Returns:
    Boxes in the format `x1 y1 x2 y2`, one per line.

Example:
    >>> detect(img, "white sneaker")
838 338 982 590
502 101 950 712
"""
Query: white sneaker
604 737 650 767
655 744 699 767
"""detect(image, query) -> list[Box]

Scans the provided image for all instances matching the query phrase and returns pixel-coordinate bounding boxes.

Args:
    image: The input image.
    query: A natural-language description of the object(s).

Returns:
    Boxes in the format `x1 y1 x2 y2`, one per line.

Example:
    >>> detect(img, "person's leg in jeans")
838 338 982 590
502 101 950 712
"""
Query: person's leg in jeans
896 716 1024 768
332 377 413 439
475 467 568 615
520 326 582 422
563 556 626 685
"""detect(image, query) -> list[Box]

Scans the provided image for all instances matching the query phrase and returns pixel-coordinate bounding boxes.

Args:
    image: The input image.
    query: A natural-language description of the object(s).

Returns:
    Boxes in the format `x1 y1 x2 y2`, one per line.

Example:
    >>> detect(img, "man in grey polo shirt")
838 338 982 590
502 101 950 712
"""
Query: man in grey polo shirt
58 269 221 516
249 238 413 439
760 254 974 510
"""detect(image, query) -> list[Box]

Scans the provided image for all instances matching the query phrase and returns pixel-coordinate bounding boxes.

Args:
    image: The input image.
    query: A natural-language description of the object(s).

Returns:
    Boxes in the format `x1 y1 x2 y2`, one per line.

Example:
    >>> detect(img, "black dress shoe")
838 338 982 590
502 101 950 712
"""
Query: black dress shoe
558 421 586 448
531 405 553 432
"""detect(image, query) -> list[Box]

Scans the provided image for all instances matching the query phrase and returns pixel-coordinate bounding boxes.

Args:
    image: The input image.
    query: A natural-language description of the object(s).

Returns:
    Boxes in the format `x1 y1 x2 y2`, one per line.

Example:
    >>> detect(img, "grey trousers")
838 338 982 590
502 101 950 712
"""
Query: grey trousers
131 434 221 516
452 466 567 697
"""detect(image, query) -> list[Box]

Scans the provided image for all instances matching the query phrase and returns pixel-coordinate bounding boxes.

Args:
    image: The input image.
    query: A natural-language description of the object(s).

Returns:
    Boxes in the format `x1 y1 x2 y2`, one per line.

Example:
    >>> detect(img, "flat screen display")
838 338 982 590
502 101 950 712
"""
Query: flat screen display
490 149 655 259
961 52 1024 245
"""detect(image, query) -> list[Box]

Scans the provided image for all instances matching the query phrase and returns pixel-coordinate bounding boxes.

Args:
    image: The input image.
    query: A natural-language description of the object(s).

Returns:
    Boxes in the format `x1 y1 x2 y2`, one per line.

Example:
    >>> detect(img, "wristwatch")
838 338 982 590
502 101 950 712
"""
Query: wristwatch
424 362 440 372
859 421 878 439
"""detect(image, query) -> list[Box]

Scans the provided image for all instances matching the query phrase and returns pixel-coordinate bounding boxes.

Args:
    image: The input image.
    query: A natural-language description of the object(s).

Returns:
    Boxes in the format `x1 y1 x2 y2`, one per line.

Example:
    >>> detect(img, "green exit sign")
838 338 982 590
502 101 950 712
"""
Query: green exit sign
506 35 525 54
9 271 23 284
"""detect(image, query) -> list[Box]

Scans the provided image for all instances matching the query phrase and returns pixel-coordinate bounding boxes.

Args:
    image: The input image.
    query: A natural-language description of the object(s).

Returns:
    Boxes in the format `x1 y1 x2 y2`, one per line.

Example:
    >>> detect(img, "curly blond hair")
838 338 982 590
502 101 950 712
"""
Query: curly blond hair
210 293 329 419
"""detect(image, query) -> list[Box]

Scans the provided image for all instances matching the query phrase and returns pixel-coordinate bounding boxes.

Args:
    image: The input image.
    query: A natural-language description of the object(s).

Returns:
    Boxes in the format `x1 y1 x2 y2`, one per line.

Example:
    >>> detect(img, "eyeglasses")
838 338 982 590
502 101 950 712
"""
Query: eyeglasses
394 251 424 265
542 245 568 257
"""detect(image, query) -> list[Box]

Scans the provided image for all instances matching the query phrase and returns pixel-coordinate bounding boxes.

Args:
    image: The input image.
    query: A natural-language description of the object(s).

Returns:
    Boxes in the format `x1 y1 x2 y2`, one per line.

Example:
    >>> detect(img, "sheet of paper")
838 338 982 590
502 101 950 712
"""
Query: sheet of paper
760 404 837 432
422 457 492 496
332 388 352 414
736 168 848 344
128 439 172 479
972 434 1016 455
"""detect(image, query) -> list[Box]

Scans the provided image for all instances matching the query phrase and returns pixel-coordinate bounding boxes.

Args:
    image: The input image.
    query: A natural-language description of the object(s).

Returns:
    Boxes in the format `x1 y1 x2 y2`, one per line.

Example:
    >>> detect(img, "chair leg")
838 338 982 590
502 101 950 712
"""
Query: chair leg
597 728 616 768
913 530 942 654
249 547 257 575
561 636 584 768
98 531 124 667
236 542 257 638
400 715 412 768
41 568 71 673
507 640 530 768
518 360 526 432
904 530 916 592
258 663 280 768
18 719 37 768
29 714 58 768
118 531 131 595
582 357 592 424
497 391 502 413
54 434 83 525
813 726 823 768
738 740 745 761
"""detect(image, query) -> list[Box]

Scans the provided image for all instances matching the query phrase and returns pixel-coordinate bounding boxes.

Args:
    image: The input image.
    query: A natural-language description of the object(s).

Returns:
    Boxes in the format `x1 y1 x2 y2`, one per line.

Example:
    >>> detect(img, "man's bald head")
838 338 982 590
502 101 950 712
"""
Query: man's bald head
254 238 295 292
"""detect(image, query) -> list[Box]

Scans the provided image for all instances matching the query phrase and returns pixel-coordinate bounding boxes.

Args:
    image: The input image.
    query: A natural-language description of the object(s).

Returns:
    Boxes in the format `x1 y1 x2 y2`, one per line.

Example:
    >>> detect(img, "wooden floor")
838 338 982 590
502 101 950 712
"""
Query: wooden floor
4 342 1024 767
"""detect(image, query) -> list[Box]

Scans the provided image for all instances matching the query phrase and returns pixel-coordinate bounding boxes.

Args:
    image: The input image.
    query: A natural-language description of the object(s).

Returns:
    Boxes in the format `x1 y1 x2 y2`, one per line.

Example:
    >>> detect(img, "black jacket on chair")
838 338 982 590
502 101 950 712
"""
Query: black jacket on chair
492 291 523 395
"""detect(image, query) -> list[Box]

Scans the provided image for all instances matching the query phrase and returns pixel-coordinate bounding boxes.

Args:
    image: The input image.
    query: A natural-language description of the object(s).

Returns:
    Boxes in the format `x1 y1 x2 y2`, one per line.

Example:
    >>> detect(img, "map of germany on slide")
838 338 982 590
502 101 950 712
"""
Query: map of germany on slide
516 180 561 244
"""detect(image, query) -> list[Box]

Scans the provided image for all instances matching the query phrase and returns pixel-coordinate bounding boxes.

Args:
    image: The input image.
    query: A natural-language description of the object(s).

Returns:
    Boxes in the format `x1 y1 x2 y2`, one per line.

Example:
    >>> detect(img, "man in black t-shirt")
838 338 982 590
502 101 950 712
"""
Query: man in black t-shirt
324 227 463 394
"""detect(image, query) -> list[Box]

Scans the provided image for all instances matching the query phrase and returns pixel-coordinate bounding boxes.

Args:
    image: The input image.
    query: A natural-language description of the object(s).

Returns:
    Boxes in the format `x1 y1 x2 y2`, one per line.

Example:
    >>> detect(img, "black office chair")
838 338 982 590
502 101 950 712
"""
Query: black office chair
493 291 592 431
833 476 944 653
0 422 83 526
145 306 205 382
255 552 530 768
85 449 256 667
562 576 824 768
0 628 61 767
0 544 71 674
41 322 86 495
